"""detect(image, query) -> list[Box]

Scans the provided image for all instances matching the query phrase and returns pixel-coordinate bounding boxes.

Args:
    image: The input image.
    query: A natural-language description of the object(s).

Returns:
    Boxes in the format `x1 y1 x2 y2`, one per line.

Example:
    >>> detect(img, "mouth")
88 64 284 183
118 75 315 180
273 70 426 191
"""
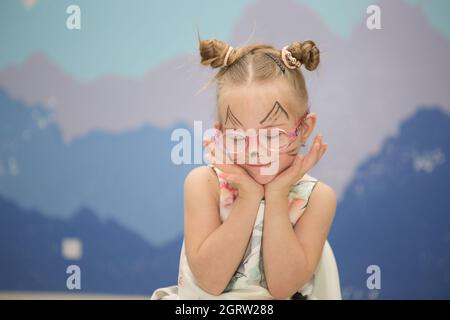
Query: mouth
246 162 272 168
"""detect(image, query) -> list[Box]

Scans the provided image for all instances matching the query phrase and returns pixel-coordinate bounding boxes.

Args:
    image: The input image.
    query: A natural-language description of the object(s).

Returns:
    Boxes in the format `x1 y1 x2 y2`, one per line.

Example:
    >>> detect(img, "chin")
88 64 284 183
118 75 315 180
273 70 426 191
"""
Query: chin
243 164 280 185
253 174 276 185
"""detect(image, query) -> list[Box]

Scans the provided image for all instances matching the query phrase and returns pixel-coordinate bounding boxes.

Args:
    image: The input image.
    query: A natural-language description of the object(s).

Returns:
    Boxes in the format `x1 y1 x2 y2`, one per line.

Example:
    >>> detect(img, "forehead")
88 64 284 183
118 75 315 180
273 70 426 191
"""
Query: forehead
218 81 297 124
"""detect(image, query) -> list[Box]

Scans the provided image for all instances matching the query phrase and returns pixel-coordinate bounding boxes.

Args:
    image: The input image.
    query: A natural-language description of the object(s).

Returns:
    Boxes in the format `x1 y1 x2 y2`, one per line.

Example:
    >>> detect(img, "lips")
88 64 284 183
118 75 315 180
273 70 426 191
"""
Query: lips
246 162 272 168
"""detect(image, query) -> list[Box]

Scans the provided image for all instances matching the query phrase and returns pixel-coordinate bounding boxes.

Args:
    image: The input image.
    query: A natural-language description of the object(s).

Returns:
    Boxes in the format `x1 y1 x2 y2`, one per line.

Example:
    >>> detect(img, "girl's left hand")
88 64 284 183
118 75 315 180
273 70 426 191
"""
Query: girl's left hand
264 134 328 197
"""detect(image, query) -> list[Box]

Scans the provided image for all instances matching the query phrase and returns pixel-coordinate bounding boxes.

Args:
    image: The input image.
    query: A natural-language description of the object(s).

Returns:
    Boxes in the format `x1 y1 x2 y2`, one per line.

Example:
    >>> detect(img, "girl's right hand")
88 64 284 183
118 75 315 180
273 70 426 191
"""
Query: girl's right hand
204 127 264 201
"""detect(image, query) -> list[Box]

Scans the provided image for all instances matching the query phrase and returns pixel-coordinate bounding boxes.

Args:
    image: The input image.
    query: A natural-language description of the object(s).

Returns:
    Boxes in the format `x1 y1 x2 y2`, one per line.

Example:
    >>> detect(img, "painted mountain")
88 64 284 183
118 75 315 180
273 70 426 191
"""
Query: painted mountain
329 107 450 299
0 193 183 295
0 89 196 246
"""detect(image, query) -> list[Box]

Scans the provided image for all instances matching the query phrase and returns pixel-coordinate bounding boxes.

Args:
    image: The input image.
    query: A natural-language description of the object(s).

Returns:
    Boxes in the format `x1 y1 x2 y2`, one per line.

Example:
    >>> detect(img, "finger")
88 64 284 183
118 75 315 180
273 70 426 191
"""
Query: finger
315 134 324 157
302 141 323 173
303 135 321 170
213 158 242 174
212 146 234 166
272 154 306 186
293 153 305 168
204 140 216 163
219 172 240 184
203 136 218 159
205 143 214 157
214 155 251 177
315 135 328 161
307 135 327 169
218 172 242 190
319 141 328 159
310 140 322 167
206 137 226 163
292 154 307 179
276 154 304 181
203 137 212 149
314 134 324 160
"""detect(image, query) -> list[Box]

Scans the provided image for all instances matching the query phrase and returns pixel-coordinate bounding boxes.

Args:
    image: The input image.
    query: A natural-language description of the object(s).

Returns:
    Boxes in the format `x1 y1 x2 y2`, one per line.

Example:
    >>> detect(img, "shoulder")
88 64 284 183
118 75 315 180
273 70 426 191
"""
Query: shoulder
308 181 337 219
184 165 220 203
294 180 337 238
184 165 219 186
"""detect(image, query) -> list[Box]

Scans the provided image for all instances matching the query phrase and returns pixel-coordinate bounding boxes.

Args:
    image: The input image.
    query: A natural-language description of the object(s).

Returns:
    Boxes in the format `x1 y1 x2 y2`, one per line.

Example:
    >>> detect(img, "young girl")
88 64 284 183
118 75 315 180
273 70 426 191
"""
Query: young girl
151 37 336 300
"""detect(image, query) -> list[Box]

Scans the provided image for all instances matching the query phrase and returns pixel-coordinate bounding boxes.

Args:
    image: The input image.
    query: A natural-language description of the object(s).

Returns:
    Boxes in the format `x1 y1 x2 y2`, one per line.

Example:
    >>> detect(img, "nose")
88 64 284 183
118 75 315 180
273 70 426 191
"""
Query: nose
246 135 271 164
245 135 259 153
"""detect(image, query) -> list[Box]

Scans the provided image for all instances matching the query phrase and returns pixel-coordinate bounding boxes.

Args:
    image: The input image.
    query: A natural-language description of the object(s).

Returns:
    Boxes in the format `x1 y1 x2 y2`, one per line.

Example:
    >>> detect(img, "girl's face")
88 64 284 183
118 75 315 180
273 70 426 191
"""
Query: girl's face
217 81 312 185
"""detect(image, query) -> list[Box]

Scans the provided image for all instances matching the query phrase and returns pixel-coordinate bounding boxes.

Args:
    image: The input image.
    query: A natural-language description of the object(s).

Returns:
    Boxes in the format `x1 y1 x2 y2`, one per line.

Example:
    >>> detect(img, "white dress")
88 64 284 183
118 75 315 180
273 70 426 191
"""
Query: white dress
150 164 319 300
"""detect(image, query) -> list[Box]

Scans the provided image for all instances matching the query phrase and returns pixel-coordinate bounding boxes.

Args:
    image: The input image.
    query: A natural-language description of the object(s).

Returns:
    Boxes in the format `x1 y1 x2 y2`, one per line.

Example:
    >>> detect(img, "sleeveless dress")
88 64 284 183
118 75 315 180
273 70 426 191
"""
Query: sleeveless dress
150 164 319 300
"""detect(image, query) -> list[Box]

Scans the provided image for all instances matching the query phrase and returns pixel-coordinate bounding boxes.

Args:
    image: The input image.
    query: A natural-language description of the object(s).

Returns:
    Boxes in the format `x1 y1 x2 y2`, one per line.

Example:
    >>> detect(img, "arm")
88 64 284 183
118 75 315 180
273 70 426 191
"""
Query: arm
184 166 263 295
262 181 337 299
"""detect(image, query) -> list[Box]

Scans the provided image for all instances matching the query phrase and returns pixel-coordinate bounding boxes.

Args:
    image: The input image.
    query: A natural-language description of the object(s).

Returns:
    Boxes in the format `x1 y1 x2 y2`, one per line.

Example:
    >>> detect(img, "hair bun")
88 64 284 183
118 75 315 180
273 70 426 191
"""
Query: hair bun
287 40 320 71
199 38 235 69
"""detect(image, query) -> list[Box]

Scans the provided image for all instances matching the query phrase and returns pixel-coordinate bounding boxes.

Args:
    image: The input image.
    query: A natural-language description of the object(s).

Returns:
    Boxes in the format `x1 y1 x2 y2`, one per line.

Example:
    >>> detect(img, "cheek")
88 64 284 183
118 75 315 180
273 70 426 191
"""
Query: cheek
242 154 297 185
272 154 296 175
279 154 296 169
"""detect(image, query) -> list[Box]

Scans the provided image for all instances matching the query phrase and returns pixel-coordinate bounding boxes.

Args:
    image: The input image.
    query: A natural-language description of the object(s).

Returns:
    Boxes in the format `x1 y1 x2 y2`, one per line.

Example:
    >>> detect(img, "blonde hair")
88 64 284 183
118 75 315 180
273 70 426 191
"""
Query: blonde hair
197 35 320 123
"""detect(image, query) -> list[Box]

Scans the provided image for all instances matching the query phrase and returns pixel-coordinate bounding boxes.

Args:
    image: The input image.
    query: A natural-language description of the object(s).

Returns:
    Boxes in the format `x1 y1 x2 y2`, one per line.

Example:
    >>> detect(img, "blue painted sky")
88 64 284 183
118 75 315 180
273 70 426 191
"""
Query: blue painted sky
0 0 448 80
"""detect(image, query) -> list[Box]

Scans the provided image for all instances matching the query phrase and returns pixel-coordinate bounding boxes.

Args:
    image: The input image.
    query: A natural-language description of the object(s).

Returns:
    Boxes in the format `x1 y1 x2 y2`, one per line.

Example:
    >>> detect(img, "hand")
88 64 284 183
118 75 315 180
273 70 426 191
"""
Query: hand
265 134 328 198
203 124 264 201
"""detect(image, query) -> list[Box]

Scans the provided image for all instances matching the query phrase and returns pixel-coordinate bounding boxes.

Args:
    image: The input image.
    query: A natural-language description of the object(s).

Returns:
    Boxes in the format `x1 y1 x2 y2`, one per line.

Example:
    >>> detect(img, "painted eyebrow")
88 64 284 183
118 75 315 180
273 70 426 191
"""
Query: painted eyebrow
224 105 244 128
259 101 290 124
223 101 290 129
